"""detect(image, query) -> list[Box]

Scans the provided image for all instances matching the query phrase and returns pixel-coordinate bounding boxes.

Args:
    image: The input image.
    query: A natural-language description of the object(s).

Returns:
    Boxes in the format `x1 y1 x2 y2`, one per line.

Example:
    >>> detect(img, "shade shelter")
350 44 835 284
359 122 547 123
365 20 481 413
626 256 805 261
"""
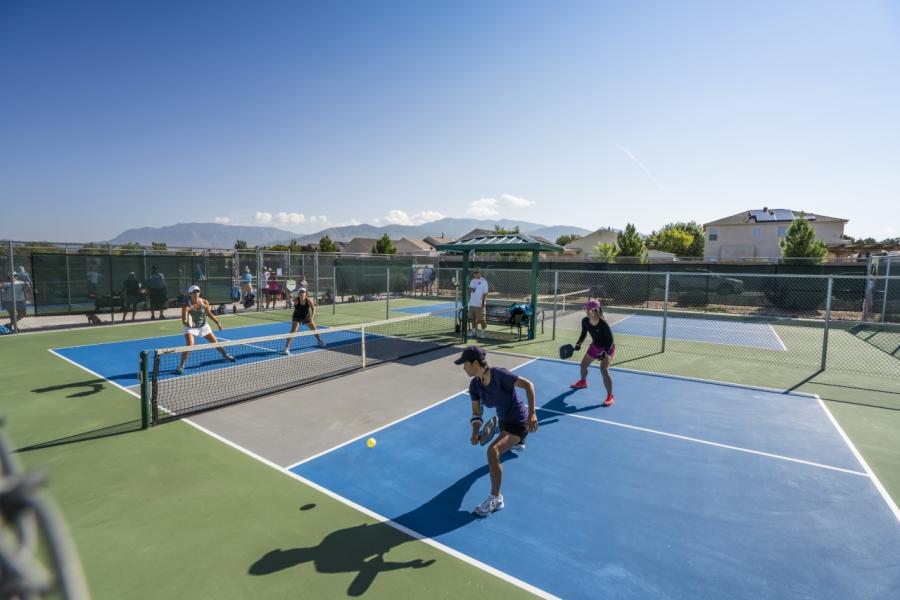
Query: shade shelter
434 234 565 341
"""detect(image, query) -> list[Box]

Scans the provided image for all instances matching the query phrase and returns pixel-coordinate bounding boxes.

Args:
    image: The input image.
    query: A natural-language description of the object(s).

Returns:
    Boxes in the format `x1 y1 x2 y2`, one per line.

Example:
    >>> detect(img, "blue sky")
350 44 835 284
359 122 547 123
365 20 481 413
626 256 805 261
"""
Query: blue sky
2 0 898 241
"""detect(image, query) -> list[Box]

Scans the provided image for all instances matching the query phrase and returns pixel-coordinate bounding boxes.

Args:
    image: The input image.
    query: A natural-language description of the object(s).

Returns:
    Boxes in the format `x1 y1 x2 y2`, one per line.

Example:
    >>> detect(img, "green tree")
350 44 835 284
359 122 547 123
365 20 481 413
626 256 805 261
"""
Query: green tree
647 228 693 256
615 223 647 259
118 242 144 254
780 216 827 263
647 221 704 256
372 234 397 255
78 242 110 255
234 240 248 250
150 242 168 251
555 234 579 246
493 225 520 235
593 242 618 259
318 235 338 253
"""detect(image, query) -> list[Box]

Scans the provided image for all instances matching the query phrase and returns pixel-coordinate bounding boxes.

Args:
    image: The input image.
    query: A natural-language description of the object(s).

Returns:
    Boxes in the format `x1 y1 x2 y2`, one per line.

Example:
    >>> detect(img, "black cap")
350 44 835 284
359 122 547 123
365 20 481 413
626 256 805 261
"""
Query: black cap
454 345 486 364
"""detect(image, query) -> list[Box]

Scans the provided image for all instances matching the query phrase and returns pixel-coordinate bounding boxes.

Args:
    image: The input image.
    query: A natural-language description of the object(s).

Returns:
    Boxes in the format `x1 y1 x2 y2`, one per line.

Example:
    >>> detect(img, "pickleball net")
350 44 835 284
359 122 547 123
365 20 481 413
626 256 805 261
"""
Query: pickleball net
141 309 459 425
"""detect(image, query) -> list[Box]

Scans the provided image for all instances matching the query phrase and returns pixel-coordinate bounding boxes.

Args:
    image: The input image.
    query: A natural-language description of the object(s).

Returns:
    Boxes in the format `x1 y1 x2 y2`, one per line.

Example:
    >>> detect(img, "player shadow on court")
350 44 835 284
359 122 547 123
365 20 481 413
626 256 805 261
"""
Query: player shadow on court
535 389 604 427
249 456 518 596
32 378 107 398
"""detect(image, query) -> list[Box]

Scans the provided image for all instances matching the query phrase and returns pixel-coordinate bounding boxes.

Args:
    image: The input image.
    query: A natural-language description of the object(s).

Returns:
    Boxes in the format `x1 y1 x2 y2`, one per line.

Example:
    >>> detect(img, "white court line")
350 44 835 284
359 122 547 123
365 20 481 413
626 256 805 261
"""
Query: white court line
768 323 788 351
815 397 900 523
538 407 868 477
489 349 822 399
47 349 141 399
183 419 559 600
286 357 539 470
47 344 552 596
51 318 299 350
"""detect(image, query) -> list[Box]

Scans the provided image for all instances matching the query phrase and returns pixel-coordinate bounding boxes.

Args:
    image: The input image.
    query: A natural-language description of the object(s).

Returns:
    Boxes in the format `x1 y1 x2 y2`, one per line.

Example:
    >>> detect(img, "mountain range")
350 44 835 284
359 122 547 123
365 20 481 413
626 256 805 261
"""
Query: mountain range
110 218 593 248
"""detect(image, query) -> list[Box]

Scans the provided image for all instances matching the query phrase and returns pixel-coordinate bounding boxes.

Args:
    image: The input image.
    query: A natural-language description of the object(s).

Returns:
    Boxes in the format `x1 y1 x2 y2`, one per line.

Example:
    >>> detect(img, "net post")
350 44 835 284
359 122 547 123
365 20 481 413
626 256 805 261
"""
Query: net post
551 271 558 341
662 272 670 353
820 276 833 370
386 265 390 320
361 324 367 368
333 265 337 315
140 350 151 429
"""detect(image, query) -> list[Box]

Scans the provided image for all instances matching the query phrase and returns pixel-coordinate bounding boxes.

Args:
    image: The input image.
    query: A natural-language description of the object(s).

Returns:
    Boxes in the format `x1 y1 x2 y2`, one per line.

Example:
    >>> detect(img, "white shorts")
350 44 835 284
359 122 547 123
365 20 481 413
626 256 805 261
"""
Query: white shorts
184 323 213 338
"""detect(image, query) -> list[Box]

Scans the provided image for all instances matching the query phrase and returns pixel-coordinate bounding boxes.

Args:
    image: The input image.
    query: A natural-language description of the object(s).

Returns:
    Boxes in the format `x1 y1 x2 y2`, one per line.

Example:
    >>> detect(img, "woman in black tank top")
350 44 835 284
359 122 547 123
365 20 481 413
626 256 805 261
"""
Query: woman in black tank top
282 288 324 354
569 300 615 406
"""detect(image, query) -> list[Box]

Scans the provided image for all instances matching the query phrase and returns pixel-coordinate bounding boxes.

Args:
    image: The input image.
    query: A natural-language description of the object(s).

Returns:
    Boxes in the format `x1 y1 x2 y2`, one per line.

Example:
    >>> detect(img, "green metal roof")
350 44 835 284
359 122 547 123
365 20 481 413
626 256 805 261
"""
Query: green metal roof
434 234 565 254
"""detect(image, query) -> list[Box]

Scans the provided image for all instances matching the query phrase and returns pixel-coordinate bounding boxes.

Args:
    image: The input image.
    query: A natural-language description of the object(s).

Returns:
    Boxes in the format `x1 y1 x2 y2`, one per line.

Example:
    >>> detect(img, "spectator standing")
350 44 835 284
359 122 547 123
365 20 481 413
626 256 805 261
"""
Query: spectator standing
1 273 27 330
468 267 489 339
121 272 144 321
146 265 169 320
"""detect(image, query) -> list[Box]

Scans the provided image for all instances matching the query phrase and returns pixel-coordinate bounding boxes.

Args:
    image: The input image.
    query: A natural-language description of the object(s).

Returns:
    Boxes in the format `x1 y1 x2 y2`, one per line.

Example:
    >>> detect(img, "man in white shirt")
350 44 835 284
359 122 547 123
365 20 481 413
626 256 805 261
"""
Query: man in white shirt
468 267 489 338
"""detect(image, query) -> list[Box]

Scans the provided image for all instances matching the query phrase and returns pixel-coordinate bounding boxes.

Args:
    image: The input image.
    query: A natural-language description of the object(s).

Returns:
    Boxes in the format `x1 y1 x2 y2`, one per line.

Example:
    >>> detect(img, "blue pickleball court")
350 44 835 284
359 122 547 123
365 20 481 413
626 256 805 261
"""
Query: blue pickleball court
290 358 900 600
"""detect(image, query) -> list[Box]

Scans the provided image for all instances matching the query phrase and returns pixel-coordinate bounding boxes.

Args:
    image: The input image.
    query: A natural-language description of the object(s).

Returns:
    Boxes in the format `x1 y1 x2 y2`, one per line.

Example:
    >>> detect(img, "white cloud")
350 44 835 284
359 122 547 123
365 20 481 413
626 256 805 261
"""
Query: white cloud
499 194 534 208
255 212 273 224
276 212 306 225
466 198 500 219
465 195 534 218
380 209 446 226
213 216 231 224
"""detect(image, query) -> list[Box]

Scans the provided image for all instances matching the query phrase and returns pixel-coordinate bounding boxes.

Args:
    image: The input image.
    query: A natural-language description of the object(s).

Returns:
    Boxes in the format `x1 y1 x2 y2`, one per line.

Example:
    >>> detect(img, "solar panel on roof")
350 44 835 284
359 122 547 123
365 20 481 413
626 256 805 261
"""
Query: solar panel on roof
772 209 794 221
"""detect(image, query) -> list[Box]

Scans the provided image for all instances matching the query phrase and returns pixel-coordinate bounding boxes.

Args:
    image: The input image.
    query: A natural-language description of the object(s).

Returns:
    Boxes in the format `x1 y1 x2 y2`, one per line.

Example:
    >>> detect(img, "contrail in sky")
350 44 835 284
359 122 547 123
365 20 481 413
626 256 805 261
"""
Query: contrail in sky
621 147 665 191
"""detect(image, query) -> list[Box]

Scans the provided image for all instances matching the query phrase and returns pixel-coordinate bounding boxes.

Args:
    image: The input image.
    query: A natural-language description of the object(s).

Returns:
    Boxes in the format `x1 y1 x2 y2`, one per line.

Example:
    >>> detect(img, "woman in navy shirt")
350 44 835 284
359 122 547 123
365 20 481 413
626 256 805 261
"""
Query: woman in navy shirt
456 346 538 516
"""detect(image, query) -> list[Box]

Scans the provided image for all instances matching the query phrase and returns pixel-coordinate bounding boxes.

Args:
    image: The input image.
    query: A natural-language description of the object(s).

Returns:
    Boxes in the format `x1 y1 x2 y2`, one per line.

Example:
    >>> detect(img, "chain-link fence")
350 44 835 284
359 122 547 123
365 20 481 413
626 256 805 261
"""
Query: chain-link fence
544 269 900 382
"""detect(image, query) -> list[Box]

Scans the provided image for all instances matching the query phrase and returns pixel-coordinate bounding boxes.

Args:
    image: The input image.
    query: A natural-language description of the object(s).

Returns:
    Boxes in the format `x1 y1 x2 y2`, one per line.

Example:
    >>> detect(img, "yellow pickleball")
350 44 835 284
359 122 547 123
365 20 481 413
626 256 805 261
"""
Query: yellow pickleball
366 437 377 448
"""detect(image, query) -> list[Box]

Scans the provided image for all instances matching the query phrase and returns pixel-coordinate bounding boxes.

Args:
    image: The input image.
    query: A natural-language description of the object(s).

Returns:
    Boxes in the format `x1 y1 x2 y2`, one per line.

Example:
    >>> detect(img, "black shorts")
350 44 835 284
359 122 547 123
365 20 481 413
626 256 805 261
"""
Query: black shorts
499 420 528 442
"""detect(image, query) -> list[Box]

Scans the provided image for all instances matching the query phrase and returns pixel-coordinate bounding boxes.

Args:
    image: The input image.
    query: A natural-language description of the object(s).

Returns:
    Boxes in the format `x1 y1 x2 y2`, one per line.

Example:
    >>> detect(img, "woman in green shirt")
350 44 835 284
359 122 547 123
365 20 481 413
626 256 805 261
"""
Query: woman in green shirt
176 285 235 375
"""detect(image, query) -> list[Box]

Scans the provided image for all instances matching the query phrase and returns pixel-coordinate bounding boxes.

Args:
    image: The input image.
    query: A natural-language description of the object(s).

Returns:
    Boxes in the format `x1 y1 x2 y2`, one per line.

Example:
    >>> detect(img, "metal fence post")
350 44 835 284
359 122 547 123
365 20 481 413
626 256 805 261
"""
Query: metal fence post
661 272 670 353
820 276 833 370
881 259 892 323
65 248 72 313
7 241 17 332
386 265 391 320
333 265 337 315
552 270 559 341
108 243 115 324
314 252 320 306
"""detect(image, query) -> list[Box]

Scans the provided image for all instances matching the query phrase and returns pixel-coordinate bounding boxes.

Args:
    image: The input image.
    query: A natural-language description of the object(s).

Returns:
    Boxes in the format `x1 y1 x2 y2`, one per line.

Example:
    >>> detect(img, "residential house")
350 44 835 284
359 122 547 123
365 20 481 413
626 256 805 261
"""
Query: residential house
563 228 619 256
342 236 436 255
393 237 436 254
341 238 379 254
458 228 494 241
424 235 454 247
703 208 847 261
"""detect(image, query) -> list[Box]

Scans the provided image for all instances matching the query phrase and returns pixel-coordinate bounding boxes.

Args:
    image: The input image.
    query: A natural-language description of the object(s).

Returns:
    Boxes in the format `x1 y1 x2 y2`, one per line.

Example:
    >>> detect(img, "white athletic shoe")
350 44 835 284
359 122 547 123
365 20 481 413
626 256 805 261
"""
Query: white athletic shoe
468 329 476 337
474 494 504 516
478 329 486 339
282 349 291 356
512 443 526 453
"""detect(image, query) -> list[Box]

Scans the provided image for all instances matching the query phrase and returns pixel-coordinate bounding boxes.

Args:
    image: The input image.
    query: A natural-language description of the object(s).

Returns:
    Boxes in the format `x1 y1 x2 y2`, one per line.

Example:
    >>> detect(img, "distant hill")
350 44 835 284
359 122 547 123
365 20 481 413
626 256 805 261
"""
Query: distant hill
110 219 594 248
110 223 297 248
